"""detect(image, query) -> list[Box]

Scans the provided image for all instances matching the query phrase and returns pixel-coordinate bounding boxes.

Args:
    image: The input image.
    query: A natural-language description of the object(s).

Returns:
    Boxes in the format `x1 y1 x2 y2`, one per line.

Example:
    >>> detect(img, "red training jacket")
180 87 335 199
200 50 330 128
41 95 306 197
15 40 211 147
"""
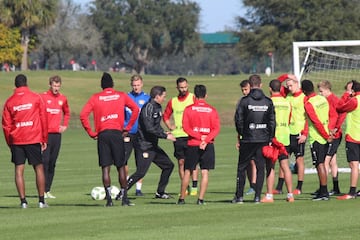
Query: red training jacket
182 99 220 146
2 86 48 146
326 93 346 139
80 88 139 138
41 90 70 133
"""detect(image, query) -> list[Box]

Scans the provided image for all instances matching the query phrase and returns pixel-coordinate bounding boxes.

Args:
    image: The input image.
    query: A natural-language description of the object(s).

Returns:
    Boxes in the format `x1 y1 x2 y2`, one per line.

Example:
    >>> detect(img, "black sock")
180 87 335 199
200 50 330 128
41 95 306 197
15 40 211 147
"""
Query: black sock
105 186 112 201
192 181 198 188
349 187 356 196
250 182 256 189
39 196 45 203
276 178 284 191
333 179 339 192
296 181 303 190
320 185 328 195
21 198 27 204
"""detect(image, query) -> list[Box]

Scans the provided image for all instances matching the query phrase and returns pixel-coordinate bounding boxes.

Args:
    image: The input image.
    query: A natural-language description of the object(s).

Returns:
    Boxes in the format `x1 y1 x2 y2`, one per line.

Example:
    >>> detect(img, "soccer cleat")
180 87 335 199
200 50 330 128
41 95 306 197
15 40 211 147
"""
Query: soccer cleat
329 189 341 196
45 191 56 199
190 187 198 196
105 200 114 207
122 198 135 206
261 196 274 203
312 194 329 201
254 196 260 204
21 202 28 209
196 199 206 205
155 192 172 199
293 189 302 195
272 189 283 195
135 190 144 196
115 192 123 201
245 188 255 195
357 190 360 197
177 199 185 205
336 194 356 200
39 202 49 208
231 197 244 204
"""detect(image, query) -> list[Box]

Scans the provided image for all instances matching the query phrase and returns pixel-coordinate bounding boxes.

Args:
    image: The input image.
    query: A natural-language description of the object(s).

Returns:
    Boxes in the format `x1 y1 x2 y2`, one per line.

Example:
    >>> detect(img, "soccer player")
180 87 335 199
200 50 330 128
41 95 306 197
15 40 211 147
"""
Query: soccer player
123 74 150 196
41 75 70 199
80 72 139 207
239 79 256 195
163 77 199 196
302 79 335 201
317 80 346 195
2 74 48 208
127 86 176 199
232 74 275 204
177 84 220 205
261 79 294 203
336 80 360 200
274 74 308 195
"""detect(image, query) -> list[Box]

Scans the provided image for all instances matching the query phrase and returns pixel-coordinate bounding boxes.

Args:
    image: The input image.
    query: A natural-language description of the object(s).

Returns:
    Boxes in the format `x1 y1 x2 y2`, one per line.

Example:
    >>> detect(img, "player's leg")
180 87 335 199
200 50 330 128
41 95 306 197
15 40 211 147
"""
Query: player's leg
152 147 174 197
279 158 294 202
261 159 275 203
197 169 209 204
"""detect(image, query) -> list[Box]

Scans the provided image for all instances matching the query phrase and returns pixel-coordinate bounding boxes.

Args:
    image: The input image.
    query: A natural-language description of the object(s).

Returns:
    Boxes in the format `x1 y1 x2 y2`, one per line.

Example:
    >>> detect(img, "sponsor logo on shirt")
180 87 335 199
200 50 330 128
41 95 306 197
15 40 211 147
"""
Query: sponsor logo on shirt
191 106 212 113
99 94 120 101
101 114 118 122
249 123 267 129
47 108 61 114
13 103 32 111
15 121 33 128
248 105 268 111
193 127 210 133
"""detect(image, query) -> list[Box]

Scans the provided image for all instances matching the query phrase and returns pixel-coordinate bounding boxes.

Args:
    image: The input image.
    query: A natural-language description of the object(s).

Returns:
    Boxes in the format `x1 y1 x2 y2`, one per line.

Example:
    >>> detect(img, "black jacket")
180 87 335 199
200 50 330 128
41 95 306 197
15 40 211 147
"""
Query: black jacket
234 88 275 143
137 99 168 150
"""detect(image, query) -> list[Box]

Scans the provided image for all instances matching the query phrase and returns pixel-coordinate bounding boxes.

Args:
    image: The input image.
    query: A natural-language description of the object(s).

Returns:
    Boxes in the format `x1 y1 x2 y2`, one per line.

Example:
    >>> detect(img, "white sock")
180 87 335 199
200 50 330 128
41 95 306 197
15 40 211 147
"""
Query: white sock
136 182 142 191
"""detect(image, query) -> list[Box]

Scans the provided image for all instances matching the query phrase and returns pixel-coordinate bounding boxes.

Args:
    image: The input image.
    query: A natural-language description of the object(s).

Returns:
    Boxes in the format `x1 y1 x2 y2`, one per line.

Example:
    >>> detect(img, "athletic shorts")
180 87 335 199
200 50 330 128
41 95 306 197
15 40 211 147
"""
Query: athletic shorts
124 133 137 164
278 148 289 161
345 141 360 162
11 144 43 166
326 137 342 157
173 137 188 160
288 134 305 157
97 130 125 168
310 141 327 166
184 144 215 170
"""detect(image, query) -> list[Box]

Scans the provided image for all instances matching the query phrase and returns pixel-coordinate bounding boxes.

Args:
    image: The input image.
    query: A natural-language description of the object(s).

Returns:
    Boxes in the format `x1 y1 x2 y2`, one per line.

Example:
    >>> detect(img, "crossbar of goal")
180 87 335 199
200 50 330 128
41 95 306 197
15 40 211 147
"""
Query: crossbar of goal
293 40 360 80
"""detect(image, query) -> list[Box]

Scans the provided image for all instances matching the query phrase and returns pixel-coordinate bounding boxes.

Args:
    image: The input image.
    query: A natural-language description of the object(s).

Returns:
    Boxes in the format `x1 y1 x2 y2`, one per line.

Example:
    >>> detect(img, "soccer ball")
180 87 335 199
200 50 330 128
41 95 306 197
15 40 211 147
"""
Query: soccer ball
91 186 106 200
110 185 120 199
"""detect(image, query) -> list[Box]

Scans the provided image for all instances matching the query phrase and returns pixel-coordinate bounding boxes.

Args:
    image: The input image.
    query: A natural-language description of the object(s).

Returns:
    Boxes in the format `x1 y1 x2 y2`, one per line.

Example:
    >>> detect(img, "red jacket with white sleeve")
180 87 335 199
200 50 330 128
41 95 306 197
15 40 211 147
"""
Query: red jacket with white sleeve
2 86 48 146
41 90 70 133
80 88 139 138
182 99 220 146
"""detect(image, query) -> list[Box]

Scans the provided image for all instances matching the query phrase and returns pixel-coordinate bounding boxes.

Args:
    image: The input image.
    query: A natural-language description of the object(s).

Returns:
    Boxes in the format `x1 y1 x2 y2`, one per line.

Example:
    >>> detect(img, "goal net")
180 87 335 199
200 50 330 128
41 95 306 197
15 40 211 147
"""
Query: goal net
293 41 360 87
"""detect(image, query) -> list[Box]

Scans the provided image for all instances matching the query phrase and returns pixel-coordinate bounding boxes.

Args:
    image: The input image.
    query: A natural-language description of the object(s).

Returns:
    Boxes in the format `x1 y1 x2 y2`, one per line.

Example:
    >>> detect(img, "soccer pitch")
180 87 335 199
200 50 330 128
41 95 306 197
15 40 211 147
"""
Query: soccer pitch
0 72 359 239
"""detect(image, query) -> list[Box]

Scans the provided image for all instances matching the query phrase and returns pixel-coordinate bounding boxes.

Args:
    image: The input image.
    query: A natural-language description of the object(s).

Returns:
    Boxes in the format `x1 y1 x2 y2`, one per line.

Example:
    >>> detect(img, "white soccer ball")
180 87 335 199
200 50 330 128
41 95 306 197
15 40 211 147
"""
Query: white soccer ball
265 67 271 77
91 186 106 200
110 185 120 199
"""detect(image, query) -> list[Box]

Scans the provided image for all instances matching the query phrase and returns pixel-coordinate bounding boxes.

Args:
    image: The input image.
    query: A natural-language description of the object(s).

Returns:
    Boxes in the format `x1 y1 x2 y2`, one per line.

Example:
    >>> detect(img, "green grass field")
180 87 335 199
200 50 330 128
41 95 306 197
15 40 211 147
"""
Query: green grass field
0 71 359 239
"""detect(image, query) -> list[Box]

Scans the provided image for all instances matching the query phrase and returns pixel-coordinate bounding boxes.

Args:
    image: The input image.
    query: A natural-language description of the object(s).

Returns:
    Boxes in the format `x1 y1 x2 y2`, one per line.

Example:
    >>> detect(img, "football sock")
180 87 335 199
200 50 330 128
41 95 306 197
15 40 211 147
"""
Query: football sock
39 196 45 203
136 182 142 191
21 198 27 204
349 187 356 196
105 186 112 200
319 185 328 195
250 182 256 189
192 181 198 188
276 178 284 191
296 181 303 190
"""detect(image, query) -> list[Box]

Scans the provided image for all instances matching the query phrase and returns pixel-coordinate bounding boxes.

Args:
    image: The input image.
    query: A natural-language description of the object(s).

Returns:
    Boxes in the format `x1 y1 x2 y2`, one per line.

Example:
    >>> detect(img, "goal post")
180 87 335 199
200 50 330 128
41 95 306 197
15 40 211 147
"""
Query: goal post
293 40 360 82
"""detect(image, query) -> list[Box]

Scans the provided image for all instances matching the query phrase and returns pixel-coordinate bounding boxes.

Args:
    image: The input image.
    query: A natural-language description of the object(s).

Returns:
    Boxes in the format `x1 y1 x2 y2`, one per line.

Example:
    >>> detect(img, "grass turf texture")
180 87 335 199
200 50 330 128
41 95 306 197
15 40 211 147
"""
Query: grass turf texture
0 71 359 239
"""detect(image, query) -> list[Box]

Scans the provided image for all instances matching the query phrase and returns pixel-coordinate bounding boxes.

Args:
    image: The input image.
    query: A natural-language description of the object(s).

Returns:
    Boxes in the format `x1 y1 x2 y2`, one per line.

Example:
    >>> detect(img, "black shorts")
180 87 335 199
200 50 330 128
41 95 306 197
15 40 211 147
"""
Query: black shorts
124 133 137 164
326 137 342 157
11 144 43 166
310 141 327 166
173 137 188 160
345 141 360 162
97 130 125 168
184 144 215 170
288 134 305 157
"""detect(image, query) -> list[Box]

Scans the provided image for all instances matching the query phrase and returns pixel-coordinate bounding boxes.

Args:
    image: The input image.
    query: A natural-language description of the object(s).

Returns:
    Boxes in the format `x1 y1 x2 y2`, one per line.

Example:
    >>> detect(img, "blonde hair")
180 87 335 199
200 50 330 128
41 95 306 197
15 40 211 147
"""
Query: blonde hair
317 80 332 90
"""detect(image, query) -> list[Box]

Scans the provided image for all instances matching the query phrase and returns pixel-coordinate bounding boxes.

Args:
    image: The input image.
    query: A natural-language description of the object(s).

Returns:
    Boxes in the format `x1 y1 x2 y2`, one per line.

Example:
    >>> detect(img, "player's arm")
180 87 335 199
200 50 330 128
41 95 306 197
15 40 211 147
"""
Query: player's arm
304 101 330 140
80 99 97 138
162 99 175 131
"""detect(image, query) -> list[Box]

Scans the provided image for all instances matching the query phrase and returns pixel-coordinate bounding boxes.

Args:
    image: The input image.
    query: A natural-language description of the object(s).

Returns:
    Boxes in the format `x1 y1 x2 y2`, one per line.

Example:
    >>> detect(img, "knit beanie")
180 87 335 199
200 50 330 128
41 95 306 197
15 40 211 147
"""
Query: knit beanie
101 72 114 89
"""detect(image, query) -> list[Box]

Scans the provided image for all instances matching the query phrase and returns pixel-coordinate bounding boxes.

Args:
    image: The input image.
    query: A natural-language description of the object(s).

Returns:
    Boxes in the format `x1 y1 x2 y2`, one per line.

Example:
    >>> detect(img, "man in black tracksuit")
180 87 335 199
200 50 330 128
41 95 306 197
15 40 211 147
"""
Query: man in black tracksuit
127 86 176 199
233 75 275 203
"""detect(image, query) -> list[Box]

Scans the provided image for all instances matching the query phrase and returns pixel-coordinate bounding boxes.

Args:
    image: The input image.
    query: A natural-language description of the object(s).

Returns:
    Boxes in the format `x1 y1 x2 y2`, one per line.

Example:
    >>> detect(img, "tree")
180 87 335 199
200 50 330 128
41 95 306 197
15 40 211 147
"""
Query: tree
36 0 102 70
0 23 23 66
88 0 202 74
236 0 360 71
0 0 58 70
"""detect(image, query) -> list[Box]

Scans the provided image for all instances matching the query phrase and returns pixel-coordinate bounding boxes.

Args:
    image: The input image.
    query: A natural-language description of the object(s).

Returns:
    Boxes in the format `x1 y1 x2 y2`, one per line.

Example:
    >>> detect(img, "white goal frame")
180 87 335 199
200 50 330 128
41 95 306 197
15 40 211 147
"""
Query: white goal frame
293 40 360 81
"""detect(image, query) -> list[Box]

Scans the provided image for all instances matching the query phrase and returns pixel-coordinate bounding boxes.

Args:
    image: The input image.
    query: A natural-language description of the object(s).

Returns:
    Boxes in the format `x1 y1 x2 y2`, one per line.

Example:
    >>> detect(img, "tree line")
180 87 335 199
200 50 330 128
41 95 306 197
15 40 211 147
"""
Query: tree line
0 0 359 75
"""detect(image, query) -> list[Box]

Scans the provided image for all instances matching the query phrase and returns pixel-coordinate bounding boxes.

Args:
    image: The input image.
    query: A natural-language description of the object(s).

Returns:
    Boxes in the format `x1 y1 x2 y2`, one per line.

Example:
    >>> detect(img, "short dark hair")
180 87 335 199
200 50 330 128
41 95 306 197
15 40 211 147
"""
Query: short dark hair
301 79 314 96
101 72 114 89
249 74 261 87
352 80 360 92
269 79 281 92
49 75 62 85
194 84 206 98
150 85 166 98
240 79 250 88
15 74 27 87
176 77 187 85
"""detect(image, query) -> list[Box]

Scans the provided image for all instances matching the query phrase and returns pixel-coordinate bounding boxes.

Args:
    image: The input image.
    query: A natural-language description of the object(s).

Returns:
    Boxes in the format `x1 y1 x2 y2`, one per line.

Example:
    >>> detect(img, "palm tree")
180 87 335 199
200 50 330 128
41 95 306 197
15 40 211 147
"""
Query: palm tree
0 0 58 70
